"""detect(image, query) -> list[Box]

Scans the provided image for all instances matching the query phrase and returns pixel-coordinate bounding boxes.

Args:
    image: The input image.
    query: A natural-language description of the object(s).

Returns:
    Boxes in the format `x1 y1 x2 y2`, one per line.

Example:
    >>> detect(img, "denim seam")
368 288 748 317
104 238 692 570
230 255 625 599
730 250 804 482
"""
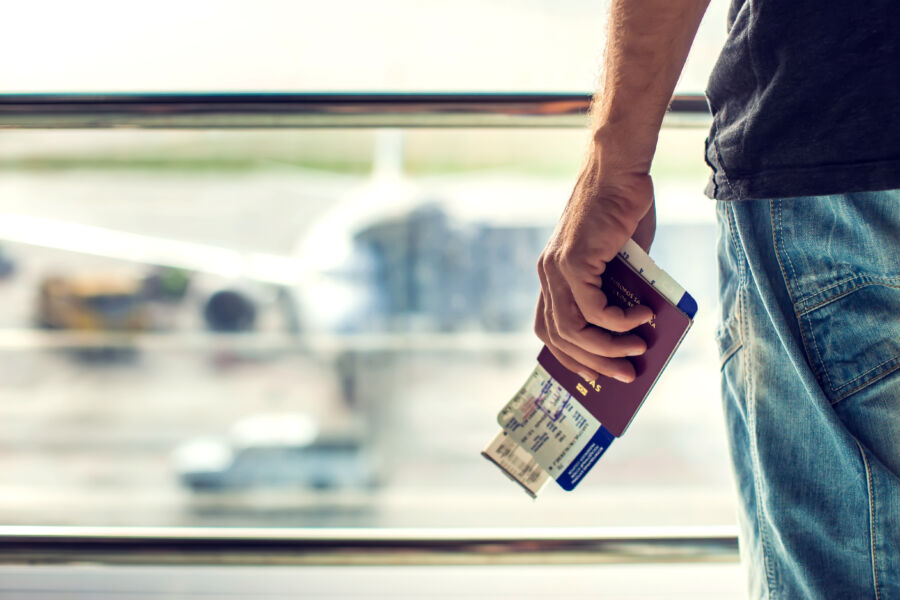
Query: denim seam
771 199 838 395
797 280 900 318
735 204 777 599
762 201 786 599
832 361 900 406
719 340 743 371
854 439 881 600
744 286 778 600
798 274 861 304
795 273 900 309
726 202 747 286
835 353 900 392
770 200 797 300
803 311 837 396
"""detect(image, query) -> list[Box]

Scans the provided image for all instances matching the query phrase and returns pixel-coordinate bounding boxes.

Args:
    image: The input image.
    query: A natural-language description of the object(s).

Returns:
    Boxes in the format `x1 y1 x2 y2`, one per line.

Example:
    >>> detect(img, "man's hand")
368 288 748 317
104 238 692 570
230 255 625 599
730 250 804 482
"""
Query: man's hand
534 157 656 384
533 0 708 383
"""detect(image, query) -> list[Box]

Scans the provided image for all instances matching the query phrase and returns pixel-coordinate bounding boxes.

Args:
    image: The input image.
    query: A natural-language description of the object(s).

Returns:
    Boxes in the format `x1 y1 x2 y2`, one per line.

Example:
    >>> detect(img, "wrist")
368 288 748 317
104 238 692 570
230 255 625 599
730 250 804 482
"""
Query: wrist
590 121 658 175
572 156 655 222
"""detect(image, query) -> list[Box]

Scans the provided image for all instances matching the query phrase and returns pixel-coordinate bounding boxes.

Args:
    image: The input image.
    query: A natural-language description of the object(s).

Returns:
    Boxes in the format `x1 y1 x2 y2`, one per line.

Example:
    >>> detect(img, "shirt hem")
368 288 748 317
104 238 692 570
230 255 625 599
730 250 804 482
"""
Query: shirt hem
704 157 900 201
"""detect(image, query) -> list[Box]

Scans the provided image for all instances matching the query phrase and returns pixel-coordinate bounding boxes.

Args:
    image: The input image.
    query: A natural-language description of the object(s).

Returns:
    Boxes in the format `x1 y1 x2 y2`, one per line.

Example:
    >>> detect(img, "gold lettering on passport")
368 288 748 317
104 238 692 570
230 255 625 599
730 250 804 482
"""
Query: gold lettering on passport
610 277 657 328
611 279 640 309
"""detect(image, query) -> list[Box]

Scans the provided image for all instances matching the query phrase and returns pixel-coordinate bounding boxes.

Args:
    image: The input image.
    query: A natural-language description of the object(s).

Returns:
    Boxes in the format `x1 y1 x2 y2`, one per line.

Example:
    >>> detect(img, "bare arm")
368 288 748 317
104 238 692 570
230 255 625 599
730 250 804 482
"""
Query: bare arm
535 0 710 383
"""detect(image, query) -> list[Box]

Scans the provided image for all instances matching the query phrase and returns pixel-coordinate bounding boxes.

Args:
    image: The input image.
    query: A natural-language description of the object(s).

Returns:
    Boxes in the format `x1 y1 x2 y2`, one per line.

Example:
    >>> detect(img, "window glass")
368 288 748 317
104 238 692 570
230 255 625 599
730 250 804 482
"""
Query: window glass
0 126 734 527
1 1 728 94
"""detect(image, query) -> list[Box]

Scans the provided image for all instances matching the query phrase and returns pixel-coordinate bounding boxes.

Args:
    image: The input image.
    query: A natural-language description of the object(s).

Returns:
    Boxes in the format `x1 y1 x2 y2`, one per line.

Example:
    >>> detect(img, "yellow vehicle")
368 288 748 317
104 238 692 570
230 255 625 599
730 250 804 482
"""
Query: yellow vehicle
37 273 152 332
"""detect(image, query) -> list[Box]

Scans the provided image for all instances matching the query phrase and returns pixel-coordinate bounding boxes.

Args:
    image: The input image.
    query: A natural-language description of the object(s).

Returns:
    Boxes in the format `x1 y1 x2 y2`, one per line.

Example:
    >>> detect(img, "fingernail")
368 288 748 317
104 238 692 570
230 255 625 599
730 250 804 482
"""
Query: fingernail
626 346 646 357
614 374 633 383
578 371 593 382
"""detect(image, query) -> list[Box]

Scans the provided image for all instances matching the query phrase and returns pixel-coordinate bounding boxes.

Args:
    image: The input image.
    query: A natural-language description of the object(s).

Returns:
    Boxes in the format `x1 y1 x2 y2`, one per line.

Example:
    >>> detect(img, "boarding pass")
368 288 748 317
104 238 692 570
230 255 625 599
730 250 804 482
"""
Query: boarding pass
482 239 696 497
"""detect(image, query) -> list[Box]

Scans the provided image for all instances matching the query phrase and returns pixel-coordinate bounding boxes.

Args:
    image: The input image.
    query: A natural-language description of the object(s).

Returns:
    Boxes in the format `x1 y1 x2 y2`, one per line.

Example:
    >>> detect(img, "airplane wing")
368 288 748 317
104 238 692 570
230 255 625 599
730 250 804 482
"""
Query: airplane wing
0 211 302 286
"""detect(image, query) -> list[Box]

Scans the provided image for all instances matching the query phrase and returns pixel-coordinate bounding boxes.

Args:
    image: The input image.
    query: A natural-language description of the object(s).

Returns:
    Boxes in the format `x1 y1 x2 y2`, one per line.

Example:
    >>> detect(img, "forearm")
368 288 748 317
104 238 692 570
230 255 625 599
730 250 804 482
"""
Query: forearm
534 0 711 382
591 0 710 175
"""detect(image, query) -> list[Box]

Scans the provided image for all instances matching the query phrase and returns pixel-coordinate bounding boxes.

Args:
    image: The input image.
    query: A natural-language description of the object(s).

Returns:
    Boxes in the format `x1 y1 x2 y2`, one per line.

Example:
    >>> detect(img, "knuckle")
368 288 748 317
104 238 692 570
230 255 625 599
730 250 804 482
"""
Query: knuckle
533 318 547 341
546 324 566 348
539 252 554 271
580 306 605 327
559 250 586 275
542 247 568 275
545 327 561 347
556 322 578 343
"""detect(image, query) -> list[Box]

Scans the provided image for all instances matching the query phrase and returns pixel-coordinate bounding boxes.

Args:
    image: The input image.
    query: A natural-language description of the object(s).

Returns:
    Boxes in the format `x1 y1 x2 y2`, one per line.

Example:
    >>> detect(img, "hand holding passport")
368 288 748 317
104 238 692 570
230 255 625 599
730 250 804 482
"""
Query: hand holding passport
483 239 697 496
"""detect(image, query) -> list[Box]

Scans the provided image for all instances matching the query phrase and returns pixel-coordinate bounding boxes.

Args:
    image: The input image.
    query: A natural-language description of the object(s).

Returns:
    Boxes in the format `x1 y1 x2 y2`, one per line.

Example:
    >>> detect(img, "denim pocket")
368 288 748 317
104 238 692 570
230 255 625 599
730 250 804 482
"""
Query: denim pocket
772 195 900 404
798 278 900 404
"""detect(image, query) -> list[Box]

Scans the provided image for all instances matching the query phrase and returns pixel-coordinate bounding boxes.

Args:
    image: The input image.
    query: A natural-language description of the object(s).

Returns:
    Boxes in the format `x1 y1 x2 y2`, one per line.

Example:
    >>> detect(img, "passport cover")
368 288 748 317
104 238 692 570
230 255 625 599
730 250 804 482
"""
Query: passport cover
537 254 693 437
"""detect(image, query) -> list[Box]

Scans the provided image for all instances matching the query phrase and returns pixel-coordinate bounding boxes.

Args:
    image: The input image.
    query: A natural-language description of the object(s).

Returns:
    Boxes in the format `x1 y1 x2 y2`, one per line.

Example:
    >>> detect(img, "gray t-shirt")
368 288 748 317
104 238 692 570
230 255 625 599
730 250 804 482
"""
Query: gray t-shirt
704 0 900 200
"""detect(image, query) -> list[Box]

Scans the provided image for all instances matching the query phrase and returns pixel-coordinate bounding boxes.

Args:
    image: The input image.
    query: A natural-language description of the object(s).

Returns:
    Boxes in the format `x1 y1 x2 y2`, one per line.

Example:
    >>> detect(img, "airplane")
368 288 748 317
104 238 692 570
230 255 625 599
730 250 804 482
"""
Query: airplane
0 129 711 344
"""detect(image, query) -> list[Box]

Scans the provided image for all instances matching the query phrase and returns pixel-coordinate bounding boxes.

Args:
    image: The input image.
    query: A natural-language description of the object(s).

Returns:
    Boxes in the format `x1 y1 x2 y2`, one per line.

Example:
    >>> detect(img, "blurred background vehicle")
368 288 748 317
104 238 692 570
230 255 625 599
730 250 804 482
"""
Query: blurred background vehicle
37 273 152 332
173 412 375 492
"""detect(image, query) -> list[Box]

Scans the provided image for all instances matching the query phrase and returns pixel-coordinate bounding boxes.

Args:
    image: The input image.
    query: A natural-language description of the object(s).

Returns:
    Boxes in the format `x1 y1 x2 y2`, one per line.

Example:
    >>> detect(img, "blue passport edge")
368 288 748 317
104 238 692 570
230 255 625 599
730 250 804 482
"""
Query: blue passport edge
677 291 698 319
535 259 697 492
556 425 616 491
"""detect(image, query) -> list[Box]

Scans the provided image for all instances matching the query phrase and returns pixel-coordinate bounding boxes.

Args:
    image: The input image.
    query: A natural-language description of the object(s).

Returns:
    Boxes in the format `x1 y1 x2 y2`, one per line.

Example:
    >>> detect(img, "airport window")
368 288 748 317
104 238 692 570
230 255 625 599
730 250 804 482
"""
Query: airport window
0 123 734 529
0 3 741 583
0 4 750 597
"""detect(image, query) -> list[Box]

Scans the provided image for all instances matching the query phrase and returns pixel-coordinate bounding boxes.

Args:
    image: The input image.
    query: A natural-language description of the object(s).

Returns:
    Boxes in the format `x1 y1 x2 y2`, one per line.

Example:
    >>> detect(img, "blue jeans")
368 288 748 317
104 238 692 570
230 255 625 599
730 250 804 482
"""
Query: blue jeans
716 193 900 599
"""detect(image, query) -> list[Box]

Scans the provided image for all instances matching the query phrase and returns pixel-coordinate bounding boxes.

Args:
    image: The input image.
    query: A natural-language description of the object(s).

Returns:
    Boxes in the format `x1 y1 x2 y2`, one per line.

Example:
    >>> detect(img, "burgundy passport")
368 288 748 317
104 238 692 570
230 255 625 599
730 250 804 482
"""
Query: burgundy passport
537 255 693 437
